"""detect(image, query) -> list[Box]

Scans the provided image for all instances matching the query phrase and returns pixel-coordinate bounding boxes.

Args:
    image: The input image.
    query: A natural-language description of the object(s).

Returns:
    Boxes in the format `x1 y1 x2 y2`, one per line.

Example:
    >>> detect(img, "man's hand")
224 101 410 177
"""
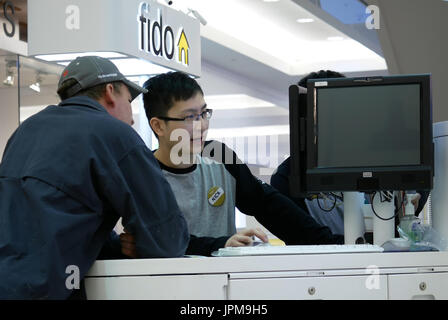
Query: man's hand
120 229 137 258
224 228 269 247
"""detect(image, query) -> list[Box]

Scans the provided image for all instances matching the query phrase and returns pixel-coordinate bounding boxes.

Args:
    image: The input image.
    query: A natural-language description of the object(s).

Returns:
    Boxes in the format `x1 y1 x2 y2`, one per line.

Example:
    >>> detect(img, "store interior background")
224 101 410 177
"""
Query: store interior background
1 0 447 231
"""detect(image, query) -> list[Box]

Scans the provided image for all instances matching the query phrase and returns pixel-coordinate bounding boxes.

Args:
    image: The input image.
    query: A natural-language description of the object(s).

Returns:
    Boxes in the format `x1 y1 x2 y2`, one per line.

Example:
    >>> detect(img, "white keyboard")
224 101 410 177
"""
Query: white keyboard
212 244 384 257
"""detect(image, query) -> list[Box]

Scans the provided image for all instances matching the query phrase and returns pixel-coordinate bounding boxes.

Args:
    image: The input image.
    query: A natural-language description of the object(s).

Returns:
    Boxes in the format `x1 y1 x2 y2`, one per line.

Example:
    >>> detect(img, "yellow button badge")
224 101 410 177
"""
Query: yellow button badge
207 186 225 207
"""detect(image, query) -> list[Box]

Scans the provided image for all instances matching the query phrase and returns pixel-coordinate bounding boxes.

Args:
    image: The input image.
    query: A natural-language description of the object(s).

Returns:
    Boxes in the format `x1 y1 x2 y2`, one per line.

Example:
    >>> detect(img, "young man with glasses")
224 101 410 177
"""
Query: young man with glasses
120 71 343 257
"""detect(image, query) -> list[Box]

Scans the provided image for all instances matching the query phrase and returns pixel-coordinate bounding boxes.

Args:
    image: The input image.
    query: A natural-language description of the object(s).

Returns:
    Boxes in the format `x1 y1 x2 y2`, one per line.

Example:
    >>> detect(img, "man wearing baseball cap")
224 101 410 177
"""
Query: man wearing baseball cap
0 56 189 299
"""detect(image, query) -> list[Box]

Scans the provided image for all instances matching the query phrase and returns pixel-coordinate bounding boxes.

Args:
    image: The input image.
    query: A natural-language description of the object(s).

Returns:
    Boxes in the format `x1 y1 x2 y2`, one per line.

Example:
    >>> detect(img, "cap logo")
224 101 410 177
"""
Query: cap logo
98 73 118 79
63 70 69 77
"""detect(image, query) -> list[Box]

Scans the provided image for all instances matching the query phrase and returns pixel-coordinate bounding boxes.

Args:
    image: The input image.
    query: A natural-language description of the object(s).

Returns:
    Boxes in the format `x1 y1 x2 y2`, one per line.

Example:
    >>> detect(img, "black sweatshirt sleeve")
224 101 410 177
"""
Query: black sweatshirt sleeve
186 234 229 256
270 157 310 214
204 141 343 245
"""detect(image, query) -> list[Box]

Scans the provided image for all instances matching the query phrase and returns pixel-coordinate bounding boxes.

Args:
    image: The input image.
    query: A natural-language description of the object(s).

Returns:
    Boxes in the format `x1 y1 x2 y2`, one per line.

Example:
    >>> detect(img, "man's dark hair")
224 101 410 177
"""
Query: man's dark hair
142 71 204 121
58 79 123 101
298 70 345 87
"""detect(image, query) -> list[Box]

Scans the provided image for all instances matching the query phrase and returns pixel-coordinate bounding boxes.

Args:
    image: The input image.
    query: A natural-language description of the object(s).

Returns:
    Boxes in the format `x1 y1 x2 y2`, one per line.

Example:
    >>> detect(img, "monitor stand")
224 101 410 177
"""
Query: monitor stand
371 191 395 246
343 191 395 245
343 192 365 244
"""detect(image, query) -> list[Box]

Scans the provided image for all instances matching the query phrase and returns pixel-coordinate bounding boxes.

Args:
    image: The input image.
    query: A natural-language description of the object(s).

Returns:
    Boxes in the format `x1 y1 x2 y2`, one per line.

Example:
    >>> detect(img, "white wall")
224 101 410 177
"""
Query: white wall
198 60 289 109
198 60 291 172
367 0 448 122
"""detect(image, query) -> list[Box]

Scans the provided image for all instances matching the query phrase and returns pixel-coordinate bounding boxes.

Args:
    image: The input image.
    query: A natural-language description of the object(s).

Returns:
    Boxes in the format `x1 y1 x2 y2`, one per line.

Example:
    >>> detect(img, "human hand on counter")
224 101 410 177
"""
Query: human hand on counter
224 228 269 247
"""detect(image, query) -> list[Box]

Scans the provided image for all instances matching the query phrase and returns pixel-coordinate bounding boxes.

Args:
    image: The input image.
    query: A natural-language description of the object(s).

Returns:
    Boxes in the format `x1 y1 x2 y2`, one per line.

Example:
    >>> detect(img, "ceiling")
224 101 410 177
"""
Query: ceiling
196 0 386 72
3 0 388 98
193 0 388 105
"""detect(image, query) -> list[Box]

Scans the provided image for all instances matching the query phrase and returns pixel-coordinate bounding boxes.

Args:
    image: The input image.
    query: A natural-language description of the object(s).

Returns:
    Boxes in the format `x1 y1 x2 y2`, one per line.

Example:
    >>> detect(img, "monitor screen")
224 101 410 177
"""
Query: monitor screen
288 74 433 195
317 84 421 168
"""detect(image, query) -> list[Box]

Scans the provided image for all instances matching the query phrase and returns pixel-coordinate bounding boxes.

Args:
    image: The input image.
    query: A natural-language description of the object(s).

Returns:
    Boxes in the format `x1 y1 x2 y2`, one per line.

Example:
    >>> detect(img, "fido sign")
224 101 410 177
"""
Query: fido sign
27 0 201 77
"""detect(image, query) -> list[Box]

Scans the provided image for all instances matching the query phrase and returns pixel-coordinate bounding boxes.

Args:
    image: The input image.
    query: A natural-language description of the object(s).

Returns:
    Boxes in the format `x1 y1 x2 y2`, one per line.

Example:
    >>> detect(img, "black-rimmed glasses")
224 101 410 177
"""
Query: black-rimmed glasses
157 109 213 122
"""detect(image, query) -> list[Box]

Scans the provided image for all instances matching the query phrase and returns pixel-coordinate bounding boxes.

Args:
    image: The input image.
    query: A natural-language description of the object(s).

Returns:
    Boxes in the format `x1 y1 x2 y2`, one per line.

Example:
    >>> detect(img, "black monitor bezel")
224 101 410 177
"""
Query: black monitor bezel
288 84 308 198
290 74 433 195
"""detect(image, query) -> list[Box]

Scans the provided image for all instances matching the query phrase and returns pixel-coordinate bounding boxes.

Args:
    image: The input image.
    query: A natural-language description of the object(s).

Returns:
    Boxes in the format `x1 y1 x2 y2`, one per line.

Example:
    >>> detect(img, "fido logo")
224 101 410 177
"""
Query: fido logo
138 2 190 66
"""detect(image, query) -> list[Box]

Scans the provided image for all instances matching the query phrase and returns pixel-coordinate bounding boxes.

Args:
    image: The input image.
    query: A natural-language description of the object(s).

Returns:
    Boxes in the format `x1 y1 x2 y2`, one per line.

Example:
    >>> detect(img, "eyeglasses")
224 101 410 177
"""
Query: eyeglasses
157 109 213 122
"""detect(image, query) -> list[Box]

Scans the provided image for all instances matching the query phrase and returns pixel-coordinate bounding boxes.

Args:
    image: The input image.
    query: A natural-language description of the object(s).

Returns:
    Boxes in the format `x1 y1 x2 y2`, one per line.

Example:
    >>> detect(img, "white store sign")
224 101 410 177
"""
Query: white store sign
27 0 201 76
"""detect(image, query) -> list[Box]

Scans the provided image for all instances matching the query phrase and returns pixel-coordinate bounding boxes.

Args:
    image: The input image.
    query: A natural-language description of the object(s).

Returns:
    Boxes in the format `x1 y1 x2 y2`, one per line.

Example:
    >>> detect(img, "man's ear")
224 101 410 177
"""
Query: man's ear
101 83 117 109
150 117 165 138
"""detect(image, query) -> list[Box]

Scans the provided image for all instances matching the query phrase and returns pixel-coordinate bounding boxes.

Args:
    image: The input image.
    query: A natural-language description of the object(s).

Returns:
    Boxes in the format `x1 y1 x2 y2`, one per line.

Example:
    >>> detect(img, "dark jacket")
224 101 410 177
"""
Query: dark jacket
0 96 189 299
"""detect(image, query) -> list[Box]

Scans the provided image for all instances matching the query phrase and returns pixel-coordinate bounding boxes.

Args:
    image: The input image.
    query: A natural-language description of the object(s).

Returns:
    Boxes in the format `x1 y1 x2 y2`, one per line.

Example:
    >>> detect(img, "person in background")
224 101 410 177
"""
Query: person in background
271 70 346 235
0 56 189 299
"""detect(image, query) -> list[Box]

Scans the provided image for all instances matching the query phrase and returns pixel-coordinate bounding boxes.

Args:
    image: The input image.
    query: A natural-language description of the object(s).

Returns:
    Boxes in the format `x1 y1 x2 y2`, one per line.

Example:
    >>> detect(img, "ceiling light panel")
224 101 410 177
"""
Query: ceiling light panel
204 94 275 110
55 57 173 76
296 18 314 23
207 125 289 139
35 52 128 62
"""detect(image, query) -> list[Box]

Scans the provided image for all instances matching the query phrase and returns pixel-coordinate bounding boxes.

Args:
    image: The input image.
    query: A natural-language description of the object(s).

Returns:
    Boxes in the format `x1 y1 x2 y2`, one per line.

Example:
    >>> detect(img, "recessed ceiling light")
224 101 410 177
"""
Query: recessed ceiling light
327 36 344 41
296 18 314 23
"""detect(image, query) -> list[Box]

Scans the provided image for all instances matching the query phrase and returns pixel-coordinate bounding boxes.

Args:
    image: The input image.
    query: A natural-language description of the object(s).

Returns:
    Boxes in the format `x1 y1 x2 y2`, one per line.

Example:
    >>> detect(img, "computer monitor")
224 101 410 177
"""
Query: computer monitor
289 74 434 197
289 74 434 245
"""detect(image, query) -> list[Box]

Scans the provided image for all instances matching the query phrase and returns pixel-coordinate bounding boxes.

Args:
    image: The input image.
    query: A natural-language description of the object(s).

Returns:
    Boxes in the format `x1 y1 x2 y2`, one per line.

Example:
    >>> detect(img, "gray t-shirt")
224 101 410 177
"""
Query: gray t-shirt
160 154 237 238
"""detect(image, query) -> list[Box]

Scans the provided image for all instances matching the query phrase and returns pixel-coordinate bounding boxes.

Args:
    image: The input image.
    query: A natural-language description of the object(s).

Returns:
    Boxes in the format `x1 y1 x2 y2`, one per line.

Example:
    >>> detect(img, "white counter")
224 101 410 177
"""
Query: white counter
85 251 448 300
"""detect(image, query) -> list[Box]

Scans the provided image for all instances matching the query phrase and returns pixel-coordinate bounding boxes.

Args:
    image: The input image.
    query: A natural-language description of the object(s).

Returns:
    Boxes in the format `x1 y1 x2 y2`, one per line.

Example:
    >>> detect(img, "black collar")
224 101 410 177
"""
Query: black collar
153 150 198 174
